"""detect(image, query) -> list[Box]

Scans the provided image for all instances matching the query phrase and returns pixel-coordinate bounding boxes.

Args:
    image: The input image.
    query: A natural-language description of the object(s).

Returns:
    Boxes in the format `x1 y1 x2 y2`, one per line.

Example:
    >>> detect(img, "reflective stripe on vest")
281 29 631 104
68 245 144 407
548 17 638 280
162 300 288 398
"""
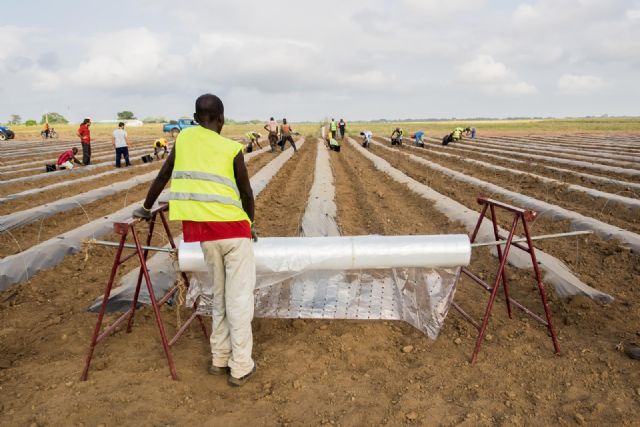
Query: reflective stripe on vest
171 170 240 197
168 192 243 209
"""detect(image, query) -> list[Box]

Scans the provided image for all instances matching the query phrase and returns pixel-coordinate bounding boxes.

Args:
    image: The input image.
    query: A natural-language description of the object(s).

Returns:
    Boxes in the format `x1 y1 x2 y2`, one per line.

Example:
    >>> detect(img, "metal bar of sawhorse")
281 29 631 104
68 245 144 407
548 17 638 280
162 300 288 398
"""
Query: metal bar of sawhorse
451 196 560 364
80 203 209 381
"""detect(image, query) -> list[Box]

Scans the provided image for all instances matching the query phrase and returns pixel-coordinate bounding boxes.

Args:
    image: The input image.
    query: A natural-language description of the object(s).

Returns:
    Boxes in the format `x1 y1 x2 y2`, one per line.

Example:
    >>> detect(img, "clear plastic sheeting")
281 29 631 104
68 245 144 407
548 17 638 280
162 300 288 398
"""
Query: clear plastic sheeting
0 162 158 203
396 140 640 210
350 138 614 303
445 139 640 177
300 141 340 237
183 141 469 340
0 168 162 231
372 140 640 254
421 137 640 192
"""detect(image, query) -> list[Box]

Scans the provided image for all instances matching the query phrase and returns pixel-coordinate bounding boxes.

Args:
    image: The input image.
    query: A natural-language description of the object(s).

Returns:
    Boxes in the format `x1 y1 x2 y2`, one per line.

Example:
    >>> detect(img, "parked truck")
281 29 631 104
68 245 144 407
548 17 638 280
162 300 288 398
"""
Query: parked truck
0 126 16 141
162 119 197 137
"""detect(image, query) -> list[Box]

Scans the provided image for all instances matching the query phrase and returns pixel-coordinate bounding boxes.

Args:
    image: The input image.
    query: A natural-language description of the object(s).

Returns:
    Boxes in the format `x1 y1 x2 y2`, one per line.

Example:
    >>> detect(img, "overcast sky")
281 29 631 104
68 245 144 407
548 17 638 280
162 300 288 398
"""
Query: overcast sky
2 0 639 123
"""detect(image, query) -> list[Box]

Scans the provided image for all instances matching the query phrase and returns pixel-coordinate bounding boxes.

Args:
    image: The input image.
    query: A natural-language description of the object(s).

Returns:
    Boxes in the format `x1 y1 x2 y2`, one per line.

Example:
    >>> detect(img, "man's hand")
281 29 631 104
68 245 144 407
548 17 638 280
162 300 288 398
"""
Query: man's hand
133 206 152 221
251 224 258 242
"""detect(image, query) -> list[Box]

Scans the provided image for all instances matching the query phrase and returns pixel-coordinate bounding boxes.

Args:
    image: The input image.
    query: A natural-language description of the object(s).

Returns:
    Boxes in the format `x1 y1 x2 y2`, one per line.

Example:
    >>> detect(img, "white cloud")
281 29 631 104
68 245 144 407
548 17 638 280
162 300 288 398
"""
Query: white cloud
458 55 513 84
456 55 537 96
557 74 606 94
69 28 182 90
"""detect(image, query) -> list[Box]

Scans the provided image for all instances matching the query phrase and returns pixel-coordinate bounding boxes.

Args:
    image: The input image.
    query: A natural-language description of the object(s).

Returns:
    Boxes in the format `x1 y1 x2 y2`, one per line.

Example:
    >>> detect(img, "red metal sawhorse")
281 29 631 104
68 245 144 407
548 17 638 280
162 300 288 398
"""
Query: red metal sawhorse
452 197 560 364
80 203 208 381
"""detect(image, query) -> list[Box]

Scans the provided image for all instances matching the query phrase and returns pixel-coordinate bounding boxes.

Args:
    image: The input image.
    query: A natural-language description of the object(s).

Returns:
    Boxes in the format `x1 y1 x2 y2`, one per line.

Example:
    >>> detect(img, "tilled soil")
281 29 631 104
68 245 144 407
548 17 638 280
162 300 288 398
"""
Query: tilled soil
0 163 163 215
409 138 640 197
426 138 640 184
0 135 639 426
375 142 640 234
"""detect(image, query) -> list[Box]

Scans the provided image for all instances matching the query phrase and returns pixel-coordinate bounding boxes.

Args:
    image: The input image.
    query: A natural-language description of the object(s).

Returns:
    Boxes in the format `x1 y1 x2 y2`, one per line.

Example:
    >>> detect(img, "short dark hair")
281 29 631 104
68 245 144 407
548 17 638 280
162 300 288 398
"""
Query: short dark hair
81 118 91 125
195 94 224 123
118 122 125 128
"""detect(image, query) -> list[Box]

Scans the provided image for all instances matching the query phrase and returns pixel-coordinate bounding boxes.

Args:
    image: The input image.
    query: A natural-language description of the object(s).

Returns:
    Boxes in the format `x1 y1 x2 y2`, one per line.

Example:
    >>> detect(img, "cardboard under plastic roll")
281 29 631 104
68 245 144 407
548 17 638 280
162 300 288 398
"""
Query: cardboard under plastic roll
179 234 471 273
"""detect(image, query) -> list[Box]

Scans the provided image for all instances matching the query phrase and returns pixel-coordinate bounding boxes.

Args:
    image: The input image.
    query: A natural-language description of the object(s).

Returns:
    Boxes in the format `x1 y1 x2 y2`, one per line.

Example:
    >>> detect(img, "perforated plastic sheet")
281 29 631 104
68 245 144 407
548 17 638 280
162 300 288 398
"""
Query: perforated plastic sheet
185 141 466 339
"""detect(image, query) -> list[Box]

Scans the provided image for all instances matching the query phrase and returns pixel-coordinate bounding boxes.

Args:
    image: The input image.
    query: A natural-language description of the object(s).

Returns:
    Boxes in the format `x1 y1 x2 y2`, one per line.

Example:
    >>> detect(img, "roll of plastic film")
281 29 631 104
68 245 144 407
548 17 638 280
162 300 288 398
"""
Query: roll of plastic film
178 234 471 273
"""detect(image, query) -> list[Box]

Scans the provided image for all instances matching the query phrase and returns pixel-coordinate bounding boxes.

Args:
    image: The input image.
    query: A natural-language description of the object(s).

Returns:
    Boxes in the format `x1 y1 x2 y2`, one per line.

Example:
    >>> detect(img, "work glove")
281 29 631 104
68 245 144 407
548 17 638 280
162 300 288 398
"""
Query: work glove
251 224 258 242
132 205 152 221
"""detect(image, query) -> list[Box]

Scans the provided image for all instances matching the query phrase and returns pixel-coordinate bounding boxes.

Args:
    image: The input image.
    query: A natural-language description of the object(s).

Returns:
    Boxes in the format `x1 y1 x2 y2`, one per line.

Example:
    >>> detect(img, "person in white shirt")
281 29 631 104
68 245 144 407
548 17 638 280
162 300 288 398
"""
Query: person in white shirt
263 117 279 153
112 122 131 167
360 130 373 148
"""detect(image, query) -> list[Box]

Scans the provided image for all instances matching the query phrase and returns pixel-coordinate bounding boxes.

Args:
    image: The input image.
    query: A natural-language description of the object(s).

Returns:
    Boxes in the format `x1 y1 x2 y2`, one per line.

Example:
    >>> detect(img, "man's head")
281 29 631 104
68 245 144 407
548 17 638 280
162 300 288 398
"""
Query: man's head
270 117 274 121
72 147 78 154
194 94 224 132
119 122 125 128
81 118 91 126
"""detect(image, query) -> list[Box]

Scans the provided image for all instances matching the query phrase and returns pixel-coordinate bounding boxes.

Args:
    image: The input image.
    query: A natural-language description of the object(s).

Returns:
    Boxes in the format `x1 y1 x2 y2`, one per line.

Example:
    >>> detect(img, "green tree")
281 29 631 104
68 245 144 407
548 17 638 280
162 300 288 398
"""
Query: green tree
142 116 168 123
9 114 22 125
25 119 37 126
40 112 68 124
117 111 136 120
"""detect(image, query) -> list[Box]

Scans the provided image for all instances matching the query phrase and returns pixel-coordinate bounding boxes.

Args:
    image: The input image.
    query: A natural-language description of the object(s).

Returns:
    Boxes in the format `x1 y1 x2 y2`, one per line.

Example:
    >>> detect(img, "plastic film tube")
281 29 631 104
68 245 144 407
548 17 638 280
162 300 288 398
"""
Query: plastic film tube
179 234 471 273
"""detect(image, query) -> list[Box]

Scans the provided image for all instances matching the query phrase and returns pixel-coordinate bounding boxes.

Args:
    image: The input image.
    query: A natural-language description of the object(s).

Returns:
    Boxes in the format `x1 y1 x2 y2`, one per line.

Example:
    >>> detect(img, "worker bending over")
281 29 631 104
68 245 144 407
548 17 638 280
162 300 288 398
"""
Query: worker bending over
244 131 262 153
452 126 464 142
390 127 403 146
360 130 372 148
56 147 83 170
279 119 297 152
412 130 425 148
133 94 258 387
263 117 279 153
329 137 341 152
154 138 169 160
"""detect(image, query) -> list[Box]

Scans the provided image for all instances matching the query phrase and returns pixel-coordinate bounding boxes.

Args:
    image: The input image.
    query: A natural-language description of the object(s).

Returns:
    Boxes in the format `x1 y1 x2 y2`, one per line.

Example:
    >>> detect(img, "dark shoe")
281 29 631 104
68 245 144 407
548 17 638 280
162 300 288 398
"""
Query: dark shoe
228 364 256 387
625 343 640 360
208 365 230 375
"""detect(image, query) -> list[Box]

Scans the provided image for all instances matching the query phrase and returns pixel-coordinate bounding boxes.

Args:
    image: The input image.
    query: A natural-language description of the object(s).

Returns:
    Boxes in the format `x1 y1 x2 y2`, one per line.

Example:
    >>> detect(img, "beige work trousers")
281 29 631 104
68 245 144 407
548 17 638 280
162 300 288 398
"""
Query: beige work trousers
200 238 256 378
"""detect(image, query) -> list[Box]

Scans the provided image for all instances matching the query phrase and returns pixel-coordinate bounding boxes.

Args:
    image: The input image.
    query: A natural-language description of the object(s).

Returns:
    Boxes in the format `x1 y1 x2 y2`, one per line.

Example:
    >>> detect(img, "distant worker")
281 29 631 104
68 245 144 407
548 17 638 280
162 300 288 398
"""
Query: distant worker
360 130 372 148
338 118 346 139
412 130 425 148
280 118 297 152
133 94 258 387
244 131 262 153
56 147 82 170
112 122 131 168
263 117 279 153
470 127 476 139
329 118 337 139
77 118 92 165
452 126 464 142
154 138 169 160
329 137 341 152
390 127 403 146
42 122 50 139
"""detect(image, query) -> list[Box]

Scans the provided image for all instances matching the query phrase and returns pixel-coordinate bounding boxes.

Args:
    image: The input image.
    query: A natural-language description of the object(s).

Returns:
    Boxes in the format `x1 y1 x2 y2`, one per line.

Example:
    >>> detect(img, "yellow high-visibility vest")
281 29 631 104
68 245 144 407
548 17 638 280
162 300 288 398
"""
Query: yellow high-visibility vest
169 126 249 223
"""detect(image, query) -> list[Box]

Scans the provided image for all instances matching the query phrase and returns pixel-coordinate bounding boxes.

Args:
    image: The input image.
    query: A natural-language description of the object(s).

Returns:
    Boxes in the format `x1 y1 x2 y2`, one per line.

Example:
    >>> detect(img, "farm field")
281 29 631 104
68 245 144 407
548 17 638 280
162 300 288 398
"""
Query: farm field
1 131 640 426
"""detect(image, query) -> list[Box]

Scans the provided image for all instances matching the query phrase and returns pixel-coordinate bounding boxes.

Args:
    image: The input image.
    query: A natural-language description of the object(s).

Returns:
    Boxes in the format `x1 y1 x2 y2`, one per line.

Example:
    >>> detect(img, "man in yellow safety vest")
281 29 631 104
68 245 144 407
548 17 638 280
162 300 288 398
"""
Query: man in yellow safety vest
133 94 258 387
244 131 262 153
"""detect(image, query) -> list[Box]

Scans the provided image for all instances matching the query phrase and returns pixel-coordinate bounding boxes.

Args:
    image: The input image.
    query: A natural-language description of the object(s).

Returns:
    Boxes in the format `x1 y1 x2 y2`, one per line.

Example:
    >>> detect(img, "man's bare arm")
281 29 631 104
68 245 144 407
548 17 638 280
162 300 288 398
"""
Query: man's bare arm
142 148 175 209
233 151 255 222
